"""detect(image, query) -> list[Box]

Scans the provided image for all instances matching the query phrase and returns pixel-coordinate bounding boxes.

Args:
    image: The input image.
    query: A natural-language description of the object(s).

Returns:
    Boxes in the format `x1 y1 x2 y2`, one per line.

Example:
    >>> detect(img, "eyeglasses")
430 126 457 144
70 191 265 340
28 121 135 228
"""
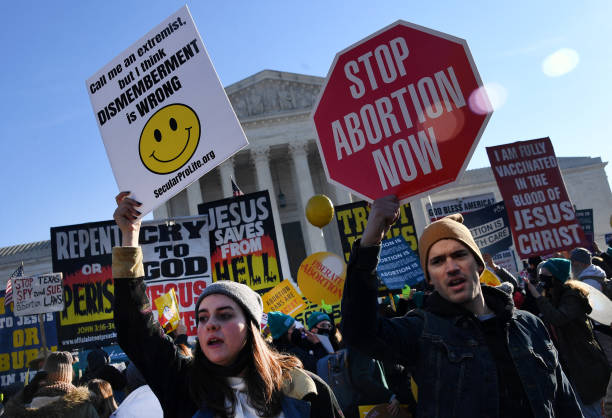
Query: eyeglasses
538 274 554 281
316 323 332 330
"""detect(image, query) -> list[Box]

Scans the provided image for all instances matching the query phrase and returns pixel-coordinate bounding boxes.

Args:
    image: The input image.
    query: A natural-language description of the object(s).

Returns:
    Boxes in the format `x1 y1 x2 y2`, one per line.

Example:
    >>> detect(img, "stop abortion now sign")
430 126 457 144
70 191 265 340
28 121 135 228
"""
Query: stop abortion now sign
313 21 492 203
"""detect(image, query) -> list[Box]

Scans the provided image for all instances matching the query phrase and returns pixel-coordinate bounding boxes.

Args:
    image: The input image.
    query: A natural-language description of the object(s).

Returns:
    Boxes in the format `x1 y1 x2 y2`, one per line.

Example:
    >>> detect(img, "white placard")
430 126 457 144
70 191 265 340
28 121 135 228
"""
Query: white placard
140 215 211 336
86 5 248 216
13 273 64 316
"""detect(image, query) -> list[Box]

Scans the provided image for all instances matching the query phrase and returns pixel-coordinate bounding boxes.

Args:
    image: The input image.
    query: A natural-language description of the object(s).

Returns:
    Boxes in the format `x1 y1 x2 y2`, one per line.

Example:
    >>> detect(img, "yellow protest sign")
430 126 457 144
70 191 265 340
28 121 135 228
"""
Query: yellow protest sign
297 252 346 305
262 280 306 317
154 288 181 333
480 269 501 286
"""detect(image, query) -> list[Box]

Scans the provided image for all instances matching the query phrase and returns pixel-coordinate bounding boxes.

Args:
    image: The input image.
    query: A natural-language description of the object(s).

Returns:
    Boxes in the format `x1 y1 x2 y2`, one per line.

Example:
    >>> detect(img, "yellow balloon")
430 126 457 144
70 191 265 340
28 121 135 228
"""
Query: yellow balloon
306 195 334 228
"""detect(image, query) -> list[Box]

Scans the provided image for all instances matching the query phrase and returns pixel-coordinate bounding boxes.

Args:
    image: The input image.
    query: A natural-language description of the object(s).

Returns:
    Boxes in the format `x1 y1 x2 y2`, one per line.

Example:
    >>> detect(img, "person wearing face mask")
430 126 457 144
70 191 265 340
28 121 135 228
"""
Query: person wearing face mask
268 311 329 373
307 312 344 352
519 256 543 316
525 259 610 418
112 192 343 418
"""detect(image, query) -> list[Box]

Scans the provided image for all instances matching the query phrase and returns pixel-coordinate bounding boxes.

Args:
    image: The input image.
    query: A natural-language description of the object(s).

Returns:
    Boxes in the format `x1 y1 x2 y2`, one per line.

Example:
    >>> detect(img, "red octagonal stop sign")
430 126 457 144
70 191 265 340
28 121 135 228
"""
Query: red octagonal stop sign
313 21 492 203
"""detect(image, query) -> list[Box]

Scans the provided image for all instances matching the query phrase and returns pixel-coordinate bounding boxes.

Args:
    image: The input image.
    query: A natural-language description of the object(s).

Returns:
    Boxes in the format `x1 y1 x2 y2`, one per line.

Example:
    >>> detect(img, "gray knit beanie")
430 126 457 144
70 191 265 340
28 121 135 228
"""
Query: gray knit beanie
43 351 74 384
194 281 263 330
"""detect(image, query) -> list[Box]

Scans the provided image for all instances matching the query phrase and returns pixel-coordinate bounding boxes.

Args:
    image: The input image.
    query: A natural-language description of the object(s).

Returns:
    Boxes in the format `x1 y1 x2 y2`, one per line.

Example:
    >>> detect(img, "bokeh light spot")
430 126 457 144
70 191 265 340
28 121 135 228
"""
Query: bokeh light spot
542 48 579 77
468 83 507 115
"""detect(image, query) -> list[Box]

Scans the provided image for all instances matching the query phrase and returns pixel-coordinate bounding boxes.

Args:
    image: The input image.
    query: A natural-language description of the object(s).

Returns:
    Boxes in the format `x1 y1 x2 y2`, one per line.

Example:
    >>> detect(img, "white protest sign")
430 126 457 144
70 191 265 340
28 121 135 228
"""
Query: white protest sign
139 215 211 336
87 5 248 216
13 273 64 316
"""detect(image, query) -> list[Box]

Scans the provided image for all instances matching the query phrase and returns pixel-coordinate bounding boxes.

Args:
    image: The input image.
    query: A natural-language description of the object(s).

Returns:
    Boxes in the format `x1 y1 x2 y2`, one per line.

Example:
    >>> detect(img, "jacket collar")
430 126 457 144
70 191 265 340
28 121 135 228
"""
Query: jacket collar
426 285 515 323
192 368 316 418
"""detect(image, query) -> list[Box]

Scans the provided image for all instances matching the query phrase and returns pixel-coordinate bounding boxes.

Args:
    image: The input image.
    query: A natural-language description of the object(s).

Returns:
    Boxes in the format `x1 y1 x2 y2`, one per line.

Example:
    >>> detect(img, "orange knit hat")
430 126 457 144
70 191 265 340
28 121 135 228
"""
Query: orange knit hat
418 214 484 282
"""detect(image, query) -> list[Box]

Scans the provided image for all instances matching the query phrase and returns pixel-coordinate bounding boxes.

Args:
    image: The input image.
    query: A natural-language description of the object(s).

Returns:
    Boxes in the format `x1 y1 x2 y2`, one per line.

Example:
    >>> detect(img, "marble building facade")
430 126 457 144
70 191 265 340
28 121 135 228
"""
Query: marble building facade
2 70 611 283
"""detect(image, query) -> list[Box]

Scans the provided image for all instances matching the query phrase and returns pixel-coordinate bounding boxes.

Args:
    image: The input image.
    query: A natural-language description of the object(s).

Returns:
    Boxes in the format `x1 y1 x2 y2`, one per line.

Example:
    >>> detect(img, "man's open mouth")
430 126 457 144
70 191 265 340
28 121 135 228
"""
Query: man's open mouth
448 278 466 289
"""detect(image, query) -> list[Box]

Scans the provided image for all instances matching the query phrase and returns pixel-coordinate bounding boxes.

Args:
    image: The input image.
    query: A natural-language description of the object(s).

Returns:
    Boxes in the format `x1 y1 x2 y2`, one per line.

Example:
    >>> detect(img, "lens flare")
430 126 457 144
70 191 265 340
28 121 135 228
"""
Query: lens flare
468 83 507 115
542 48 579 77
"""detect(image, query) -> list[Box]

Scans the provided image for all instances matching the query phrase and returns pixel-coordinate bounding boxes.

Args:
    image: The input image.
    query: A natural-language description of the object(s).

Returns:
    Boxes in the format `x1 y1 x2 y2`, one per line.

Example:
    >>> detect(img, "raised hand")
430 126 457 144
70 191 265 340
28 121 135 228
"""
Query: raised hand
360 195 400 247
113 191 142 247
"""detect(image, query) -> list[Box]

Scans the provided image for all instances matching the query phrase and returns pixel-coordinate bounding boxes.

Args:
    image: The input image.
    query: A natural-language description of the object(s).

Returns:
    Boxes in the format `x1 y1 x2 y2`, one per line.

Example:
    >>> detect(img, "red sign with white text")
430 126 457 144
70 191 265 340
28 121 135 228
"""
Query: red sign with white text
486 137 587 258
313 21 492 203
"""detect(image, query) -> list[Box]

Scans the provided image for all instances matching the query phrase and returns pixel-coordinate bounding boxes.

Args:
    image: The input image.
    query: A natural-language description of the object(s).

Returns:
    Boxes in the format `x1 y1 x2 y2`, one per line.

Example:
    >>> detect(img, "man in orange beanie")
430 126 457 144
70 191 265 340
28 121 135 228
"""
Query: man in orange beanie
341 195 582 417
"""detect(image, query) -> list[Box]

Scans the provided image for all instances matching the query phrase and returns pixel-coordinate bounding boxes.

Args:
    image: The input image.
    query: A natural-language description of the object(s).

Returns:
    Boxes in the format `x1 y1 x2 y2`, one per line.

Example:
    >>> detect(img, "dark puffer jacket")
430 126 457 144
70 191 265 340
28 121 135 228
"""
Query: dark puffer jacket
536 280 611 404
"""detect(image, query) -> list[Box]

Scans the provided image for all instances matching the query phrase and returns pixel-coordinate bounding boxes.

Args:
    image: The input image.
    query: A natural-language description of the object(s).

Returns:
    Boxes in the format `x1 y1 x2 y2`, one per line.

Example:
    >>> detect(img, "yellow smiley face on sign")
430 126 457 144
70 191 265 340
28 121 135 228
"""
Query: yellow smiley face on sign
139 104 201 174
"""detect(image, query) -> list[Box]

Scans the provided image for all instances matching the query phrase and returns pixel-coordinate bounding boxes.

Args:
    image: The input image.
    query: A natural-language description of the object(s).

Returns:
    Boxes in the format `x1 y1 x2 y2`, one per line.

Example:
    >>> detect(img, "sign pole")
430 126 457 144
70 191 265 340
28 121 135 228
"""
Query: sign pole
388 292 397 312
38 313 48 356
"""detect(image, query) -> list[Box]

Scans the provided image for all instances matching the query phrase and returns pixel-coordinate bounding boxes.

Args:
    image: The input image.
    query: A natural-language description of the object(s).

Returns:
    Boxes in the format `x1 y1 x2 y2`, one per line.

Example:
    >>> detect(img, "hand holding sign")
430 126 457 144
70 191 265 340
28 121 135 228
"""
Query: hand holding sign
360 195 400 246
113 192 142 247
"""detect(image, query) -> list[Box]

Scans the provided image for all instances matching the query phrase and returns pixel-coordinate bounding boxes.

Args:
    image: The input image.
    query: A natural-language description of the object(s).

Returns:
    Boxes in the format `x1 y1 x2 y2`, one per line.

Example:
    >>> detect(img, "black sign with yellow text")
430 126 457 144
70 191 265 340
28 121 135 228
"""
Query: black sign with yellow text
335 201 418 262
50 221 120 350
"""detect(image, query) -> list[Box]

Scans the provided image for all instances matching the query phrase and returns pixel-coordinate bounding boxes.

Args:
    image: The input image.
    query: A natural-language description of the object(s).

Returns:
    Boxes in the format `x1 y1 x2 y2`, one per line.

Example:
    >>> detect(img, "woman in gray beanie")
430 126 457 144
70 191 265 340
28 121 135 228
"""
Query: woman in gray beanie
112 192 342 418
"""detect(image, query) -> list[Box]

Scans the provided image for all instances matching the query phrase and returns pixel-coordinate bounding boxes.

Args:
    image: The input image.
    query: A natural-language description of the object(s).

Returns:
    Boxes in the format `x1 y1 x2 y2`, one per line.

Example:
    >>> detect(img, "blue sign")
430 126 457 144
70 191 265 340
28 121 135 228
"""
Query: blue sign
377 236 424 289
78 344 128 371
1 290 59 389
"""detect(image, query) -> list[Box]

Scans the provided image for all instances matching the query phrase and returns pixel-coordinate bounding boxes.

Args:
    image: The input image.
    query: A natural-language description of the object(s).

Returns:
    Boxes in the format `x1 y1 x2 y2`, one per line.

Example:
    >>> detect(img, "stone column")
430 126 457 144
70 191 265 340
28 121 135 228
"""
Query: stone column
252 145 292 279
186 180 203 215
332 186 353 206
289 141 327 254
153 203 169 220
218 159 236 198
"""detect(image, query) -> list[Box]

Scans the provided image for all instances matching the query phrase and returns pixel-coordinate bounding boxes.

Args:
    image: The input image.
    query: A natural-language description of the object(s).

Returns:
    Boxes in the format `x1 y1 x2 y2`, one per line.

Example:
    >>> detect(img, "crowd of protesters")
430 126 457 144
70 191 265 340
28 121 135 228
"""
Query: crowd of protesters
2 192 612 418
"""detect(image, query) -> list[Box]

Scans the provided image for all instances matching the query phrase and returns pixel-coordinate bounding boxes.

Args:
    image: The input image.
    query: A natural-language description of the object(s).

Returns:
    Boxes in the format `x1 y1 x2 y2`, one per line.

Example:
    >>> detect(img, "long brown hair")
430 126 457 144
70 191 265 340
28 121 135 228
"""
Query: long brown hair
87 378 118 418
188 322 302 418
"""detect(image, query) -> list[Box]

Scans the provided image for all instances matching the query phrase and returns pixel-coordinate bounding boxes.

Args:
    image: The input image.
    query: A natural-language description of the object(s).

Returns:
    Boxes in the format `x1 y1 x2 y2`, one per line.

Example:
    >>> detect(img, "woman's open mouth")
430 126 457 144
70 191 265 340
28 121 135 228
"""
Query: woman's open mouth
207 337 224 346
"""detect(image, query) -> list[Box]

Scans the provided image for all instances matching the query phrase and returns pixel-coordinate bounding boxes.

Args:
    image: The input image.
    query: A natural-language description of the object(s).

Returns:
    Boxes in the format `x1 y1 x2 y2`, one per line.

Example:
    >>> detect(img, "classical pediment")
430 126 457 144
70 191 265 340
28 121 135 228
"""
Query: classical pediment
225 70 324 120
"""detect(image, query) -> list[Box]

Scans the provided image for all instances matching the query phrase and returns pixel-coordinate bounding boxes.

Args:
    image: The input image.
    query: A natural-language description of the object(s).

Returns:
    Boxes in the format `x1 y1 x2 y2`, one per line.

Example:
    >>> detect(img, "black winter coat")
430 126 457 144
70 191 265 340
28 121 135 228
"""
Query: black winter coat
536 281 611 403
